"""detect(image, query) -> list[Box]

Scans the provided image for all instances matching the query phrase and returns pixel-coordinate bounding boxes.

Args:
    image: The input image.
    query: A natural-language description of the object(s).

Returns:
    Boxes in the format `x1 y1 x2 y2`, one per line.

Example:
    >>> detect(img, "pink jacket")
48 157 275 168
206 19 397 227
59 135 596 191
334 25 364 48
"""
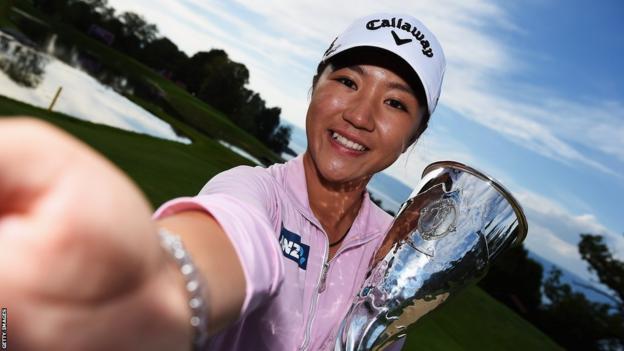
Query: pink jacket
154 155 405 350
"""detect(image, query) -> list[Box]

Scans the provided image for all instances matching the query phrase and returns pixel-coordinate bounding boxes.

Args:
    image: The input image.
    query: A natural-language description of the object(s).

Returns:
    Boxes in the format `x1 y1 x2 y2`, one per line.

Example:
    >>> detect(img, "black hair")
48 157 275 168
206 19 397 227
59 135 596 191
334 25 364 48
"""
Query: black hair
311 47 431 143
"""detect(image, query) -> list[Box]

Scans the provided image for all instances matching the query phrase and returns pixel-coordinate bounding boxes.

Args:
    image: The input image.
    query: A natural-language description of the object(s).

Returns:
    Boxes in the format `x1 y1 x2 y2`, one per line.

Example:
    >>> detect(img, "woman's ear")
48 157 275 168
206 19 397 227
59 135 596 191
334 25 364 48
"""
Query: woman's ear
402 136 417 153
402 127 421 153
403 109 428 152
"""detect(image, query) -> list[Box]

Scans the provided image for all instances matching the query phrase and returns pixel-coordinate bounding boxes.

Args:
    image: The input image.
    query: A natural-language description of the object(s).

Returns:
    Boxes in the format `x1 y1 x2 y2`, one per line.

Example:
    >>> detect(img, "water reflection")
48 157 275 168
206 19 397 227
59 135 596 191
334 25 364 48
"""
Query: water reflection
0 33 48 88
0 31 190 144
218 140 263 165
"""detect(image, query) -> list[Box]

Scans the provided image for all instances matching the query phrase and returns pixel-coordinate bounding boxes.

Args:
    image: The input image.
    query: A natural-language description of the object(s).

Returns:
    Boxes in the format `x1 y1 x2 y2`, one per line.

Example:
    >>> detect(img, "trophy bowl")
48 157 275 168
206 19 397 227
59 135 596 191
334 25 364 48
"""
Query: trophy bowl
334 161 528 351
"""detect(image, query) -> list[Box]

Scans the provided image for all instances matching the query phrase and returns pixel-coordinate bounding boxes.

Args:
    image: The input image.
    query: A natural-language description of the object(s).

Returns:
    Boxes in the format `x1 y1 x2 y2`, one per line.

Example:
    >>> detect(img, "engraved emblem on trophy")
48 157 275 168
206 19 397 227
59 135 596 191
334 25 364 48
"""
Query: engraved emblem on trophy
334 161 528 351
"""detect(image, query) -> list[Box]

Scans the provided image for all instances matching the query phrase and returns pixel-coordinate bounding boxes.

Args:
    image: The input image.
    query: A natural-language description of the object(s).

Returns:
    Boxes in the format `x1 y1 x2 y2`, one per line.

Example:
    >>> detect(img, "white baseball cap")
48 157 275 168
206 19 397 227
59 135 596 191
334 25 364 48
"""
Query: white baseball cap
322 13 446 115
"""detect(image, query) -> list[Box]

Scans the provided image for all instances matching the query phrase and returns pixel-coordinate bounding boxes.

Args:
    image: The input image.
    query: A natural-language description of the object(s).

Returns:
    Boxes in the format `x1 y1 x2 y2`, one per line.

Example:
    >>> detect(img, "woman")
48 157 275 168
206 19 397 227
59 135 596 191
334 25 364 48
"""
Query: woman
0 13 445 351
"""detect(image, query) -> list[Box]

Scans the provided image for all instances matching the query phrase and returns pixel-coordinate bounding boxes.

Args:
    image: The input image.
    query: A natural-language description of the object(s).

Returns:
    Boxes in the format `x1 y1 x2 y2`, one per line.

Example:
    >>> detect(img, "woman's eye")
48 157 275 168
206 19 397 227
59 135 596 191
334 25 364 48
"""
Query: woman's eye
337 77 357 90
386 99 408 112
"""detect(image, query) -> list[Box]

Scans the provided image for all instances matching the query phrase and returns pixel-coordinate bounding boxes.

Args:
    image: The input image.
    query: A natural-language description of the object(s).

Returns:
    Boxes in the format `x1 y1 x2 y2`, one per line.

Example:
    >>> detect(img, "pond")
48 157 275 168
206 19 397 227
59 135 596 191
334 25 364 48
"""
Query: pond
218 139 264 166
0 31 191 144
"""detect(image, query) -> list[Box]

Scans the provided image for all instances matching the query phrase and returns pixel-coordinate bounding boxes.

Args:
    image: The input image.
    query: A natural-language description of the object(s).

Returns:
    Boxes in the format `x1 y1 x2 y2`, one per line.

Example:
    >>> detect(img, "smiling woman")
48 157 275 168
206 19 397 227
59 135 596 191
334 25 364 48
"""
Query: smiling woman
0 12 445 351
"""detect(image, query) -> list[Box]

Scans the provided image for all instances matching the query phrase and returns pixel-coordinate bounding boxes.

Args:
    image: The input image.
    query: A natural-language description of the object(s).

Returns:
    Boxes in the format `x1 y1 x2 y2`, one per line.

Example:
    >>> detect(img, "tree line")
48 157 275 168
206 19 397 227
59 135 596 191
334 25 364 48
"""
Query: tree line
29 0 291 154
479 234 623 350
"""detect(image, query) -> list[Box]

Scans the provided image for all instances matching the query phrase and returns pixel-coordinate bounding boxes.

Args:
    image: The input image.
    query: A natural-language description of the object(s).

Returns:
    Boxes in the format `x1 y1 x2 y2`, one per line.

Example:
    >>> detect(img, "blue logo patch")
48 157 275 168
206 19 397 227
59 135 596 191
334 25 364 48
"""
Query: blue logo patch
279 227 310 270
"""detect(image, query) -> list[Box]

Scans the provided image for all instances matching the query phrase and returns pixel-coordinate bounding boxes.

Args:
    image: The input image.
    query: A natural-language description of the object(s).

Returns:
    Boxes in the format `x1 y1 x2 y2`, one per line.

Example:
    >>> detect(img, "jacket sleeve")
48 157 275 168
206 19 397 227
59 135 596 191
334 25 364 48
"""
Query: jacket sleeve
153 166 284 317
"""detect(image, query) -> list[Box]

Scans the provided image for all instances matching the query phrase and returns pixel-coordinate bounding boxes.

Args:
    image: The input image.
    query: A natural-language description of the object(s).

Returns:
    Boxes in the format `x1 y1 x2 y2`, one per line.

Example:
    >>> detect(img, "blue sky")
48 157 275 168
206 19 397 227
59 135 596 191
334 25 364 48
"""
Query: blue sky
106 0 624 282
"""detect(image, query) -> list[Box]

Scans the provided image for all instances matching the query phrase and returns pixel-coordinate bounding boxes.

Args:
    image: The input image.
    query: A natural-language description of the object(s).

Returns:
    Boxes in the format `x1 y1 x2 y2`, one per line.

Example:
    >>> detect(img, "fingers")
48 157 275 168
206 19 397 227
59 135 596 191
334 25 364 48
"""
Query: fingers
0 118 91 286
0 117 158 299
0 117 80 214
0 117 190 350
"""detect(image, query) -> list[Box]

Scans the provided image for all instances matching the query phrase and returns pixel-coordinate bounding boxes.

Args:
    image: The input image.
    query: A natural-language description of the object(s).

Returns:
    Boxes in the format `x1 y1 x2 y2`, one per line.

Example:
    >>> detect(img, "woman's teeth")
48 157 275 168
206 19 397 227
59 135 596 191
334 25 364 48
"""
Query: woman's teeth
332 132 366 151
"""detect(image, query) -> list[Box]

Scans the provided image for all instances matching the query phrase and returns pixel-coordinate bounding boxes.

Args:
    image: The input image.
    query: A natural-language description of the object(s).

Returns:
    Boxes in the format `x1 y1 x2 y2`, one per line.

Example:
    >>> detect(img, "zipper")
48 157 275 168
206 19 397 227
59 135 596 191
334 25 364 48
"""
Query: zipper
298 227 384 350
299 238 329 351
318 261 330 292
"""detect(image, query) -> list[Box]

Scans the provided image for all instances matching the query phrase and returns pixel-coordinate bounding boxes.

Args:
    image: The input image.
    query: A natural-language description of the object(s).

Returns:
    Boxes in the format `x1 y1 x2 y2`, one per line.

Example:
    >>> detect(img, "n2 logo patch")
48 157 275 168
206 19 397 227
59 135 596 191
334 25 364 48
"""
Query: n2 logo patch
279 227 309 270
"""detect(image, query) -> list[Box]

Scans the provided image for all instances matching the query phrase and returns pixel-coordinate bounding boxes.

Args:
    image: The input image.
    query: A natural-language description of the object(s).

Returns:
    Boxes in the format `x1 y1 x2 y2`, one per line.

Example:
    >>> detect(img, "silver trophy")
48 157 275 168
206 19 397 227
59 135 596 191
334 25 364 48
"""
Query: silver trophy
334 161 528 351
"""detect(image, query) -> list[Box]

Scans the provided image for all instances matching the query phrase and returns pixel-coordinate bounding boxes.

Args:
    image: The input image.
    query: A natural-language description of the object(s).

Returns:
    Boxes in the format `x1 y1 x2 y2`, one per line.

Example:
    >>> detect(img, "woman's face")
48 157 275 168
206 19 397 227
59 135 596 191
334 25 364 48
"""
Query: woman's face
305 56 423 185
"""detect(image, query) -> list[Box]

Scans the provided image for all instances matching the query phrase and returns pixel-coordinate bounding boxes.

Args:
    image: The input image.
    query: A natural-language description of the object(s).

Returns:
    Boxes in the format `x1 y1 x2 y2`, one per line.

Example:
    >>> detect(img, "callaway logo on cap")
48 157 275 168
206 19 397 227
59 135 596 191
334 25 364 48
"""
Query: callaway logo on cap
322 13 446 115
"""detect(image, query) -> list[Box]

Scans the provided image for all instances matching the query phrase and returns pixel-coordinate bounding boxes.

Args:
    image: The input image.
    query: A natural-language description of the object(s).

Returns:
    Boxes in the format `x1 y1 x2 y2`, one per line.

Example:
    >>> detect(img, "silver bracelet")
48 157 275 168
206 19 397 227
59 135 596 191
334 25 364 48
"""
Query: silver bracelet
158 228 210 351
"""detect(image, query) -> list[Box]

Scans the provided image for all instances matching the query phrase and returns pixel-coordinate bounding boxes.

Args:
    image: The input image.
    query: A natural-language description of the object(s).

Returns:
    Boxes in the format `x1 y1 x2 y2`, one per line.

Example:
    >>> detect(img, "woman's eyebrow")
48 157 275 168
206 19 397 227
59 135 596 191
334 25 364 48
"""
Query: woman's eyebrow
386 81 416 96
345 65 365 74
342 65 416 96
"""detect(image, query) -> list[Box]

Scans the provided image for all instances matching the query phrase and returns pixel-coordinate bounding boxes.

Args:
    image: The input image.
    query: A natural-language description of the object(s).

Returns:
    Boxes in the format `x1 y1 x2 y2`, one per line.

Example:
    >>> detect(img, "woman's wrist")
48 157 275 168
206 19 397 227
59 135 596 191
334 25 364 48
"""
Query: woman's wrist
155 210 246 336
158 228 210 351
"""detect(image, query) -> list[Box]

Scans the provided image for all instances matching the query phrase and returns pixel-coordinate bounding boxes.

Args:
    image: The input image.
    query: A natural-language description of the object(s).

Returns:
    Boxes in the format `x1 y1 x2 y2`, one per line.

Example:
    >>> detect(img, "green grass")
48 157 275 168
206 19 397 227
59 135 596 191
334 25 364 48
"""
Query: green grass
0 95 253 207
405 285 563 350
0 11 13 28
0 96 562 350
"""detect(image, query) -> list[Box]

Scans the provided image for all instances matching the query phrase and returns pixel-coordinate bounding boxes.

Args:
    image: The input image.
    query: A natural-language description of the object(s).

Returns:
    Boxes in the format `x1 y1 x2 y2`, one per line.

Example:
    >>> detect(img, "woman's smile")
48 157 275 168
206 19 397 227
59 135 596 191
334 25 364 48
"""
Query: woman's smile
328 130 369 154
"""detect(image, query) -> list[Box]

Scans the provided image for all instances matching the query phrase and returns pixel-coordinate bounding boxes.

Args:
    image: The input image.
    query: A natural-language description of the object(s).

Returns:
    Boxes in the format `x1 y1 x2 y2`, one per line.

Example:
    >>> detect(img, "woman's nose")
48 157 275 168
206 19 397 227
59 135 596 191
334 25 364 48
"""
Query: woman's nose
342 95 375 132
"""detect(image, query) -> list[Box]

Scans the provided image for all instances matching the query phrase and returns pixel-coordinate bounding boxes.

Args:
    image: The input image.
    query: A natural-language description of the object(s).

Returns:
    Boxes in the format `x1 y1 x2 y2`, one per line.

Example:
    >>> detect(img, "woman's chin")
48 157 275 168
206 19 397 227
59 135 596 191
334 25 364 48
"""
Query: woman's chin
318 167 371 189
304 151 373 189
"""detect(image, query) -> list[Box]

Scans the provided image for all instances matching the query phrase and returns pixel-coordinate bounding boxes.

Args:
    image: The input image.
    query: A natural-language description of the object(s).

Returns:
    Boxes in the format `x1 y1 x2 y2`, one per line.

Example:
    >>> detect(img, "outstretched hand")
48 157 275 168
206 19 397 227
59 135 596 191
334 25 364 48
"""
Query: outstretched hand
0 118 190 350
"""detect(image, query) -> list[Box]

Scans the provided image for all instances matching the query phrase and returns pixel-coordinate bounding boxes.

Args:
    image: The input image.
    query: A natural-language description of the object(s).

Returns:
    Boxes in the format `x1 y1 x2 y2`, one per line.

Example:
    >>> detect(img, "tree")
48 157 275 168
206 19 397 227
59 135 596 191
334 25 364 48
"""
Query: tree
478 245 543 316
266 124 292 155
0 0 15 21
142 37 188 72
532 234 624 351
578 234 624 314
118 12 158 47
62 1 100 31
110 11 159 57
174 49 290 151
176 50 250 115
251 104 281 141
33 0 68 15
70 0 115 22
538 268 624 351
58 0 116 31
82 0 115 22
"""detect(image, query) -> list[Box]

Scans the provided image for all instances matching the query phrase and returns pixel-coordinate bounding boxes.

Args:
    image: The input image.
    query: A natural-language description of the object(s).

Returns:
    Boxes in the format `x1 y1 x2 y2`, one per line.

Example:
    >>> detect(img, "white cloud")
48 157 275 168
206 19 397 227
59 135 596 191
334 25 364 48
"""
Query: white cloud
443 70 623 175
517 189 624 279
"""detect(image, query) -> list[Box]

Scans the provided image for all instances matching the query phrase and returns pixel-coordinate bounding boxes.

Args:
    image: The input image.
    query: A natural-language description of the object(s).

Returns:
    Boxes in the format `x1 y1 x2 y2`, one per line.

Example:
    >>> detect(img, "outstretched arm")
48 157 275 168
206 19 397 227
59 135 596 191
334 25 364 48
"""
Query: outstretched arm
157 210 246 334
0 117 245 350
